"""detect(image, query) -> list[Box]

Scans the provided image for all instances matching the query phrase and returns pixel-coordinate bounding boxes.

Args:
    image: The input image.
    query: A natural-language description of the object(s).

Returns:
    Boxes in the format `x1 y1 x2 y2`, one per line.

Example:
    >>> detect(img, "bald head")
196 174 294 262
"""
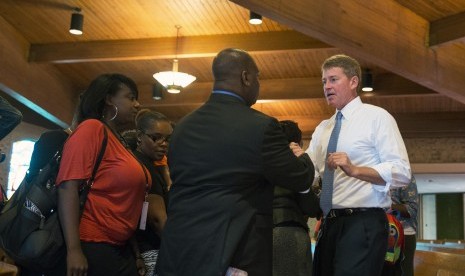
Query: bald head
212 48 253 79
212 48 260 106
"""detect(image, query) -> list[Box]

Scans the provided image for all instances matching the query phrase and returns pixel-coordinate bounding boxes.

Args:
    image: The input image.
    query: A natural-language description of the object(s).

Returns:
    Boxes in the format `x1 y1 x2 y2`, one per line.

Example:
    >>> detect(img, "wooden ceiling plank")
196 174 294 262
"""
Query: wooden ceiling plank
230 0 465 105
429 11 465 47
28 31 332 63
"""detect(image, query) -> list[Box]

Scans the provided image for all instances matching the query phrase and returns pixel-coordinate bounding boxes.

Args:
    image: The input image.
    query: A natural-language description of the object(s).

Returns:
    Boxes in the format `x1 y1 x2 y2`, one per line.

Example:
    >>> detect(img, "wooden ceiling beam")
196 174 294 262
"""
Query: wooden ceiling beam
429 11 465 47
28 31 332 64
394 112 465 138
137 79 326 107
137 74 436 107
286 112 465 139
231 0 465 105
145 97 465 139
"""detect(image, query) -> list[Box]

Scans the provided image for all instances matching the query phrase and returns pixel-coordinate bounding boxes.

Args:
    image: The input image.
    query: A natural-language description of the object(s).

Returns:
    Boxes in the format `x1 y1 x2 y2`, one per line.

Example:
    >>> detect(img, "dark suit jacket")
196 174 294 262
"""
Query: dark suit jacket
158 93 314 276
273 184 320 229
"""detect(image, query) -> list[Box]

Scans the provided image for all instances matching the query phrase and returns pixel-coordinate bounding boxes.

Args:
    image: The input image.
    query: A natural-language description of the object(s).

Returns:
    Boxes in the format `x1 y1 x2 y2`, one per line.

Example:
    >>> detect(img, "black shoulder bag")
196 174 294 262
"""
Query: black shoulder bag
0 127 108 271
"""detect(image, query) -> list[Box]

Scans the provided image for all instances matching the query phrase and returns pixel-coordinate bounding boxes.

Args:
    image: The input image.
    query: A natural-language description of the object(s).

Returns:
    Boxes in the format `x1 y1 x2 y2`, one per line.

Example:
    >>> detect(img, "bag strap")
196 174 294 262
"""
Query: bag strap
78 127 108 212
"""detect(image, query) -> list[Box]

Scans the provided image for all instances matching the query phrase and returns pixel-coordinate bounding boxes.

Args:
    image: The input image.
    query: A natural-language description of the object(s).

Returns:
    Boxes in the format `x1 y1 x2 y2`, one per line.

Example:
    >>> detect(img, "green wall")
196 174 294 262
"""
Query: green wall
436 193 464 240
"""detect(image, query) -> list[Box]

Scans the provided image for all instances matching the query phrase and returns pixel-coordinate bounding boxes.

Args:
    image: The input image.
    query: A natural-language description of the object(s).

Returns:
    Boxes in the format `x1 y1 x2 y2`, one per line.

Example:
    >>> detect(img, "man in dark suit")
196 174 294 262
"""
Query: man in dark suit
157 48 315 276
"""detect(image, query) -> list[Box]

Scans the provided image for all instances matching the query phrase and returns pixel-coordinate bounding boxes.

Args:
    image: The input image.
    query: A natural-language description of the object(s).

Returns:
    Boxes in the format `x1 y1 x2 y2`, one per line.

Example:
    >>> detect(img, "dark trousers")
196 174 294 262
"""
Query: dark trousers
313 209 389 276
20 258 66 276
81 242 138 276
401 234 416 276
273 226 312 276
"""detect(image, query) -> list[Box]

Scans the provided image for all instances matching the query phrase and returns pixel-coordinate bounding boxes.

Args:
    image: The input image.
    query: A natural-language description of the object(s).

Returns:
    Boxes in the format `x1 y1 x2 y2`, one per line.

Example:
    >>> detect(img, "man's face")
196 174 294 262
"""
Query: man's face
322 67 358 110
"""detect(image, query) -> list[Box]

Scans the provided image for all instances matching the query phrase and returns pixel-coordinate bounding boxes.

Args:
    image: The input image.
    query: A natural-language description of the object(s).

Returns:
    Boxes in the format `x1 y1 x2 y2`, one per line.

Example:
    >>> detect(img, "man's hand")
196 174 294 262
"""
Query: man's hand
327 152 386 185
326 152 355 176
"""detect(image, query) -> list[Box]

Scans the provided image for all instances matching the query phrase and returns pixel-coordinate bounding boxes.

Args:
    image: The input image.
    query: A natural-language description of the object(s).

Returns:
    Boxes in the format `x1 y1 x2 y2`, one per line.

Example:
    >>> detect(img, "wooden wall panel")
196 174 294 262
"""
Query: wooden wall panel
0 16 77 127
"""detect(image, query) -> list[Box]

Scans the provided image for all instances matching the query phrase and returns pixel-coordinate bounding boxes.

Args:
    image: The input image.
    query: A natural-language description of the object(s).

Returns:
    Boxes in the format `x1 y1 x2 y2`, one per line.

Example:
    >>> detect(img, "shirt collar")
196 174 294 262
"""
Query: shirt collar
337 96 362 120
212 90 245 103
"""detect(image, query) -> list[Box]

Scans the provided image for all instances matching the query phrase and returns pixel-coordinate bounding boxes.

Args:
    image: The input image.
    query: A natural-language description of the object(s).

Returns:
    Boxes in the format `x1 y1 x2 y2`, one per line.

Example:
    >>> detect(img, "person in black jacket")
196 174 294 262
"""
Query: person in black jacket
0 95 22 141
273 120 319 276
123 109 172 276
18 128 70 276
26 99 82 181
0 96 22 163
20 107 80 276
157 48 315 276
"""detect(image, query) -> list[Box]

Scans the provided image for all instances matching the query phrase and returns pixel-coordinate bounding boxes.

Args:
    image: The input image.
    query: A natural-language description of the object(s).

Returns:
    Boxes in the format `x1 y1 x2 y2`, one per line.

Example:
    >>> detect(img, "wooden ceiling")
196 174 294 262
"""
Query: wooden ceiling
1 0 465 138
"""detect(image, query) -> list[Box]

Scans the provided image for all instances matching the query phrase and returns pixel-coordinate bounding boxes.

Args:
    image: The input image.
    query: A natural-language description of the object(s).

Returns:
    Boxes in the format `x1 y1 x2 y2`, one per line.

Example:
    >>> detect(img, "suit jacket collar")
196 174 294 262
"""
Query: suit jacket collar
209 90 247 105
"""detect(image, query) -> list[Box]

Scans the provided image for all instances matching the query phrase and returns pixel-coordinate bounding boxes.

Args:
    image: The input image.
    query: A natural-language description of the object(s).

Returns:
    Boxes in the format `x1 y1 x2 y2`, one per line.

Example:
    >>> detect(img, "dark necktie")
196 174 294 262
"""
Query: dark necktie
320 111 343 217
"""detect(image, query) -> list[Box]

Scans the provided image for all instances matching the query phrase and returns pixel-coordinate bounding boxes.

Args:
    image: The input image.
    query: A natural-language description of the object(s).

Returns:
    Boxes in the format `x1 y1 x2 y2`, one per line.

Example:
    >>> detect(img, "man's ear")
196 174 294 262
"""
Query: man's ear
241 70 250 86
350 76 359 90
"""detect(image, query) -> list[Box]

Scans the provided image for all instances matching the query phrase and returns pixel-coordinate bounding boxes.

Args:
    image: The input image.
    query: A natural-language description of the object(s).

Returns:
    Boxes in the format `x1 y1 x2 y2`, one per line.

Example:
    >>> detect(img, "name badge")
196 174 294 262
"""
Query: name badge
139 201 149 230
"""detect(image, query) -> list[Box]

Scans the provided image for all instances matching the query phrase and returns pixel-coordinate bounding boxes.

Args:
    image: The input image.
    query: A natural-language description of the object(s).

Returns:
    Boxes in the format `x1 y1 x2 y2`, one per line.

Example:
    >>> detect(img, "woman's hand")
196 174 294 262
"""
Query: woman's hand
67 249 88 276
289 142 305 157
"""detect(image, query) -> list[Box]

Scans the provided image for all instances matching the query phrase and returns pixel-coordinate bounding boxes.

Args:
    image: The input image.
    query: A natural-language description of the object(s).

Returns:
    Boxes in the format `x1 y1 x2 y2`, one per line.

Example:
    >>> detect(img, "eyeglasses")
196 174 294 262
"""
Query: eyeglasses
144 132 171 143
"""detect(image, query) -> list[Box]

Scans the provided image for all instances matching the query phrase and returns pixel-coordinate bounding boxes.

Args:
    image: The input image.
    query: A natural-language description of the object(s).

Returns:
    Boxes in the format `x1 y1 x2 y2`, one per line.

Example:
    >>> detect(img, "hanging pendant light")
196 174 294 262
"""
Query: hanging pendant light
153 26 196 94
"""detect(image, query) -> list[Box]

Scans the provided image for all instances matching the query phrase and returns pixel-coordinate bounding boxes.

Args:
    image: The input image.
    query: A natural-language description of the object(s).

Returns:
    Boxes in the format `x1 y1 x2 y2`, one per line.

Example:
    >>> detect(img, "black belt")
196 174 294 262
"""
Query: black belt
325 208 384 219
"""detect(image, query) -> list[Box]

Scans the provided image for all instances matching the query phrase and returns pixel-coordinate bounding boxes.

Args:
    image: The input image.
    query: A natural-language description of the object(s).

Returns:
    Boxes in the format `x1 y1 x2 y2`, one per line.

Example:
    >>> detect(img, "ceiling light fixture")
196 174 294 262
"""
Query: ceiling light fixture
69 7 83 35
362 69 373 92
249 11 263 25
153 25 196 94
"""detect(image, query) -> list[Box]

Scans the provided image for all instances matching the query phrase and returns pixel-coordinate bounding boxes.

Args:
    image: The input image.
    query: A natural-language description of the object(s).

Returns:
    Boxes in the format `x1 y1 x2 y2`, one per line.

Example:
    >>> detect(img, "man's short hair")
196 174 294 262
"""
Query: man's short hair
212 48 250 80
322 54 362 92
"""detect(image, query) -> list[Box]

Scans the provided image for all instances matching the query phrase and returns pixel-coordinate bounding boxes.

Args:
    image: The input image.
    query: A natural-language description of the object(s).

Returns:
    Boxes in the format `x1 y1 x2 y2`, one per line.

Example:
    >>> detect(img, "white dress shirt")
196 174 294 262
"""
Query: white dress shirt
306 97 411 209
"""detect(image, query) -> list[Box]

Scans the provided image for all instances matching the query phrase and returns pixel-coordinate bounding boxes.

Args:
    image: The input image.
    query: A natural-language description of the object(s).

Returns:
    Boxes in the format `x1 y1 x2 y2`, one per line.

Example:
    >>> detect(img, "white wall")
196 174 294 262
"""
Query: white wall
422 194 437 240
0 121 46 189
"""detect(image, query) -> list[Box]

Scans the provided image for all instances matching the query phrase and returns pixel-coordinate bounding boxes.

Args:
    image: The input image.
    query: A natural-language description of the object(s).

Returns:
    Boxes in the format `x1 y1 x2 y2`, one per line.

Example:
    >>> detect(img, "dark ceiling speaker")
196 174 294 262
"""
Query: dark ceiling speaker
249 11 262 25
69 7 83 35
362 69 373 92
153 82 165 100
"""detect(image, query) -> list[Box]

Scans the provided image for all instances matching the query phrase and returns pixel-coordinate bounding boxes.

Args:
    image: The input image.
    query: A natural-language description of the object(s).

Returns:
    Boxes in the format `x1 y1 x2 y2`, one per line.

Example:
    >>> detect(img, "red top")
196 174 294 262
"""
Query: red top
56 119 150 245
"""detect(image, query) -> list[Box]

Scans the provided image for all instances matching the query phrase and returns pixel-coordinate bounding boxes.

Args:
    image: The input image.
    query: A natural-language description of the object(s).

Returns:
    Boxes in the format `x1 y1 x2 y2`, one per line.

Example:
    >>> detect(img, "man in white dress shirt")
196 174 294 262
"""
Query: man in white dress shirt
306 54 411 276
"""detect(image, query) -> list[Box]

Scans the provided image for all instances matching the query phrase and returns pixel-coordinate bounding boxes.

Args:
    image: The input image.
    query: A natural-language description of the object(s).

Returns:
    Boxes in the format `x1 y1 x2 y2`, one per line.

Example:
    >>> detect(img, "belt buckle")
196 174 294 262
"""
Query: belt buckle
327 209 336 218
346 208 354 215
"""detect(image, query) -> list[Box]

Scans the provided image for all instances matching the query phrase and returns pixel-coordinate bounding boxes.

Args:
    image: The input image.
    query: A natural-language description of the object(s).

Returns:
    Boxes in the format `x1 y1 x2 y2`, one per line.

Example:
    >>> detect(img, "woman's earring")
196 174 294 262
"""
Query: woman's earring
109 104 118 121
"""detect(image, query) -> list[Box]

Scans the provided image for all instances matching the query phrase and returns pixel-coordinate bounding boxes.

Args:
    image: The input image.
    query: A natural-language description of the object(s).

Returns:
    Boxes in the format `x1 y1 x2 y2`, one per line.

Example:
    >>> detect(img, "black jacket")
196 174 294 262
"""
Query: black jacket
158 93 314 276
134 150 168 252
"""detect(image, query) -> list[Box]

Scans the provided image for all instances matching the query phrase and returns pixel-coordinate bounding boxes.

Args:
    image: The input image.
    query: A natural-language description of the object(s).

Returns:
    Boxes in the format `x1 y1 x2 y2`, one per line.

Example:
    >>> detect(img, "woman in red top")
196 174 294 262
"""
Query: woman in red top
57 74 149 276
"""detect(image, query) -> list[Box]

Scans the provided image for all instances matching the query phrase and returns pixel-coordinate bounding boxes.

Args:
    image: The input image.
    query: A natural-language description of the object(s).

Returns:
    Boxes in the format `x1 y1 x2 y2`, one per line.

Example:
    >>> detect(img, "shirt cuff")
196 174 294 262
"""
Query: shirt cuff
371 163 393 192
